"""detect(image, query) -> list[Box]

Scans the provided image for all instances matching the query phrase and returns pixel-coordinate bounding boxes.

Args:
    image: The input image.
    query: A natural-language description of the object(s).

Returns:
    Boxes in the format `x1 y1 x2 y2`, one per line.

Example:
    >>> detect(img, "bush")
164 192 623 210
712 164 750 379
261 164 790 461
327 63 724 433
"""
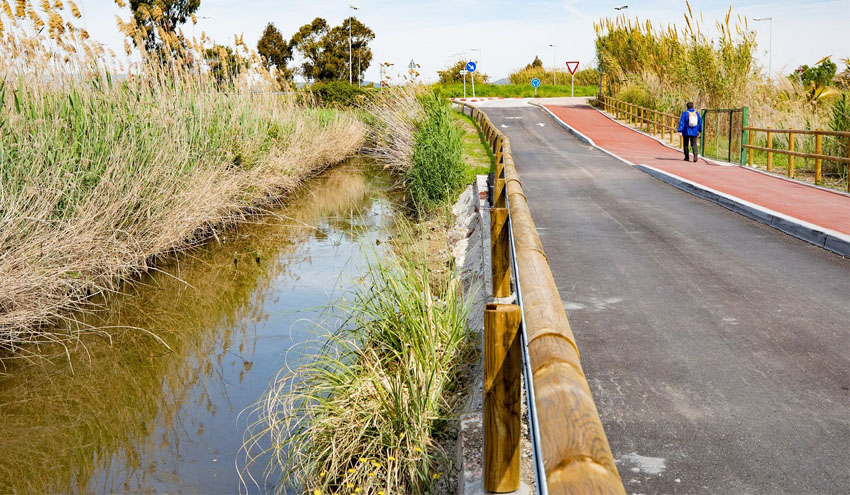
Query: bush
311 80 372 107
405 92 465 210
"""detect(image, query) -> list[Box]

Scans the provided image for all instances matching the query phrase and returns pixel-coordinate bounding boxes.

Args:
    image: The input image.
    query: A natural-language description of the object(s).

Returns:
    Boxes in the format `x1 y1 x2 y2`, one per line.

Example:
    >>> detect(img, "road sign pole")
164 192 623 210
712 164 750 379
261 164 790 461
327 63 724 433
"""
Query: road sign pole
472 71 476 98
463 71 467 98
571 72 574 97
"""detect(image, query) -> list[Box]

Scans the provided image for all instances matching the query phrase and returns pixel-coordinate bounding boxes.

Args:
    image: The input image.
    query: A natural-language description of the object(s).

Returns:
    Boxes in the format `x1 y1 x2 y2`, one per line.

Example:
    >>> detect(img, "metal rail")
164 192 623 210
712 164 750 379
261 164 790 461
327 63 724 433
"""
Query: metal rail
457 101 625 495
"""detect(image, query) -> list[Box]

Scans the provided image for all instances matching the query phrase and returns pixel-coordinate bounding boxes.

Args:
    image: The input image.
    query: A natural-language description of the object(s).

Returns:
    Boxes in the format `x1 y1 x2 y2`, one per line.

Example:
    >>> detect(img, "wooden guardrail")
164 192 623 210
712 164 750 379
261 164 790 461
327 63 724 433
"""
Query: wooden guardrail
456 101 625 495
598 94 682 148
598 95 850 191
743 127 850 189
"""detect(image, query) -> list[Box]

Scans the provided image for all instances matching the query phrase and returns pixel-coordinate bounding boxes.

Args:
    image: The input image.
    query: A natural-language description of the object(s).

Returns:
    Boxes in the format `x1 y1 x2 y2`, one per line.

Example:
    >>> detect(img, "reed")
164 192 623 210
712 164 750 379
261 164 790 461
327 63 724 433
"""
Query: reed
0 1 365 357
241 219 471 494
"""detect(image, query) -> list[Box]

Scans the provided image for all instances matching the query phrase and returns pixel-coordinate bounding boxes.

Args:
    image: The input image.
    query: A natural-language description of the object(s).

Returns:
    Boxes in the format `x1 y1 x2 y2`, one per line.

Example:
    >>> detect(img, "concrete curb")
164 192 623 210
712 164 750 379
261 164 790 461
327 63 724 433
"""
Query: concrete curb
533 103 850 258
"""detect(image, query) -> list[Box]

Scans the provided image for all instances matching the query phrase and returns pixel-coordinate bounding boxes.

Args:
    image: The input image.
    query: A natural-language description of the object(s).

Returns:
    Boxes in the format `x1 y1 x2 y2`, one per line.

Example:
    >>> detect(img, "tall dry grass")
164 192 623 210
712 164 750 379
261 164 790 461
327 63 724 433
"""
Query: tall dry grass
0 1 365 358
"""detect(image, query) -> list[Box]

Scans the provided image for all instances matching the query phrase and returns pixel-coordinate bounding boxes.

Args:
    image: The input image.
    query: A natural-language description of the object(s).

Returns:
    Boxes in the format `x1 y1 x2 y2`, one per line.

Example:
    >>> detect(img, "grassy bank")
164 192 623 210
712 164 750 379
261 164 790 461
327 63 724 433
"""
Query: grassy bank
243 87 490 493
0 5 365 354
439 82 597 98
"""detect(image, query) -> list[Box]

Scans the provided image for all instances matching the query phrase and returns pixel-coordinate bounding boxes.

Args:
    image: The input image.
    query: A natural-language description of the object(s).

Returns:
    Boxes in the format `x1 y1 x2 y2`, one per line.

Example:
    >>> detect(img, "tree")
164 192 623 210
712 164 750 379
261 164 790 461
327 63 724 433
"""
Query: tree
289 17 374 82
204 44 244 84
257 23 293 82
525 55 543 70
789 56 838 103
129 0 200 53
290 17 330 81
437 59 489 84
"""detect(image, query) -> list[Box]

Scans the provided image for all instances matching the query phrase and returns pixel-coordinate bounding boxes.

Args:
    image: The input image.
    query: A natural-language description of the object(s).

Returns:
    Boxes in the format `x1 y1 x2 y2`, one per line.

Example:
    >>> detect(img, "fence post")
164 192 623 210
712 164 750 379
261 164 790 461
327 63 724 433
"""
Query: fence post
747 129 754 166
484 303 522 493
490 208 511 298
815 131 823 185
741 107 749 166
653 110 658 136
766 129 774 172
788 132 796 178
670 115 674 144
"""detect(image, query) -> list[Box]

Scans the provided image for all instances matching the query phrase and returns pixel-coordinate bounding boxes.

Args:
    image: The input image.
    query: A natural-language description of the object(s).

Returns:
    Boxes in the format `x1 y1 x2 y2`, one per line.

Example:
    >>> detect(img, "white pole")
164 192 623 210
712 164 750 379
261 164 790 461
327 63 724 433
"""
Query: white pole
550 44 557 85
768 19 773 78
463 71 467 98
571 72 574 97
348 18 352 84
471 69 476 98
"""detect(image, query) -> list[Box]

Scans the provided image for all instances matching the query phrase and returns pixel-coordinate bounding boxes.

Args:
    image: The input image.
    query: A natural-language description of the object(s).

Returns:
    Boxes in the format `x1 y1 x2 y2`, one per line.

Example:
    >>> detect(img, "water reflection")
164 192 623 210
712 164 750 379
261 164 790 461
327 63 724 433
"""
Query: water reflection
0 160 391 494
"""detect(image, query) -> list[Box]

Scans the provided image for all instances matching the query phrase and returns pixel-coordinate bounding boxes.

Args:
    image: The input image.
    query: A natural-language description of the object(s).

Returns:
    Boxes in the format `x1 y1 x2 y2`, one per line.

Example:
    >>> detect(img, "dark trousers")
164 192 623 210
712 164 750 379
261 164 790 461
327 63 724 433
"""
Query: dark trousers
683 135 698 158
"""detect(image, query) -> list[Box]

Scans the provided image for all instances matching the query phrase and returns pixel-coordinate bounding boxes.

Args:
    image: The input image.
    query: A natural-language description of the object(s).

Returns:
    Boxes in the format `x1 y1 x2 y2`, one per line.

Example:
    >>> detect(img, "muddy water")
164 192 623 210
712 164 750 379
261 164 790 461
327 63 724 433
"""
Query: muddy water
0 161 392 494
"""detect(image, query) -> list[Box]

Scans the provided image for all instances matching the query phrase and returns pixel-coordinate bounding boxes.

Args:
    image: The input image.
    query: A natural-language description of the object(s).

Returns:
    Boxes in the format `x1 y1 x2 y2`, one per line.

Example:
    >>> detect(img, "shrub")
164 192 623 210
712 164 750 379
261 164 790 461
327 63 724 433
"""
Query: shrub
311 80 372 107
405 92 465 210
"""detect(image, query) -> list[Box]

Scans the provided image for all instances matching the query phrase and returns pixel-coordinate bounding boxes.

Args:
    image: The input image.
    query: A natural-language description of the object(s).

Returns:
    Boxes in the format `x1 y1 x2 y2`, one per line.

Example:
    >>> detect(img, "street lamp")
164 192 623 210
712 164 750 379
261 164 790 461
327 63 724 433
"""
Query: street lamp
753 17 773 78
549 43 556 85
349 4 359 85
614 5 628 10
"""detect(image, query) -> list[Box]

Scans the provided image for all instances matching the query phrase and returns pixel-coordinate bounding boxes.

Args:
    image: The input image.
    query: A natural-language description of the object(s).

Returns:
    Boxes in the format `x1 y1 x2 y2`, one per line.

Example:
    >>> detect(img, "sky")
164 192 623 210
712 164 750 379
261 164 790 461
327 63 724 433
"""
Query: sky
76 0 850 83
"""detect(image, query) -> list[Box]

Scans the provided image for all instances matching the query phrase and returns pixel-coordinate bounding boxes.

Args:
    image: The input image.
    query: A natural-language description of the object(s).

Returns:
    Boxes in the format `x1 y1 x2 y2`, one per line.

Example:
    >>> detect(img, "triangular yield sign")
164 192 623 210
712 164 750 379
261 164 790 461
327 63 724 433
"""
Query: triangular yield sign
565 61 580 74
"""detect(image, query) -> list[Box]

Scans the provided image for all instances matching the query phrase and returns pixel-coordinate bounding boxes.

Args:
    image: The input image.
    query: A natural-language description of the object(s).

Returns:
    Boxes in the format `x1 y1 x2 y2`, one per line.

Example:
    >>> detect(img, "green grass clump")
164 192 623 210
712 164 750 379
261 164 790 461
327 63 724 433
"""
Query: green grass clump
405 92 466 211
243 238 470 494
438 82 598 98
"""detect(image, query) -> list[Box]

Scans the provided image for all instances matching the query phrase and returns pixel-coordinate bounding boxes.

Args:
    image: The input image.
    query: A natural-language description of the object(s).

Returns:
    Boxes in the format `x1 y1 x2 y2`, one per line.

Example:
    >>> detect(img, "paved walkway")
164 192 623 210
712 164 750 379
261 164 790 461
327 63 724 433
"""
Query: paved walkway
543 103 850 236
482 104 850 493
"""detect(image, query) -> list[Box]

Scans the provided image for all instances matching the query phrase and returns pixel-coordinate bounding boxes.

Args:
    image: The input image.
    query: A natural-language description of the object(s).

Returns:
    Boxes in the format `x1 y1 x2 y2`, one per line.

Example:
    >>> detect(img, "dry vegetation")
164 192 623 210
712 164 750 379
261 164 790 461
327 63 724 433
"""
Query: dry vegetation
0 1 365 358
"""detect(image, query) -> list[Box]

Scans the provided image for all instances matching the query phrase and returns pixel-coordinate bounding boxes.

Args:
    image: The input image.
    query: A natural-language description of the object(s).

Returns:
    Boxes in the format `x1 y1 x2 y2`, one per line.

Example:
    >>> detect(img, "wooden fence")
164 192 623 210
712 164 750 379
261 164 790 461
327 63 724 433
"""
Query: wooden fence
598 95 850 191
456 101 625 495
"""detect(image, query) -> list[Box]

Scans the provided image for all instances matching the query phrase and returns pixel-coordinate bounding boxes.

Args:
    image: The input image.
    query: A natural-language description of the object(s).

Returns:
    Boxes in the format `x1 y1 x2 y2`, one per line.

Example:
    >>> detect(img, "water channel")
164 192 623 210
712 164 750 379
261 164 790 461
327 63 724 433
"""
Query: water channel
0 161 393 494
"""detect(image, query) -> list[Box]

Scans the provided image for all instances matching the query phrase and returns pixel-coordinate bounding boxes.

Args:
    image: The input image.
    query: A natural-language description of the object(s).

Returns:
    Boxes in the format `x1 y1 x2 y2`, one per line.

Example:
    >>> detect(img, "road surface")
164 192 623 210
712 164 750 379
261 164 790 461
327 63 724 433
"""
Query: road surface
484 103 850 494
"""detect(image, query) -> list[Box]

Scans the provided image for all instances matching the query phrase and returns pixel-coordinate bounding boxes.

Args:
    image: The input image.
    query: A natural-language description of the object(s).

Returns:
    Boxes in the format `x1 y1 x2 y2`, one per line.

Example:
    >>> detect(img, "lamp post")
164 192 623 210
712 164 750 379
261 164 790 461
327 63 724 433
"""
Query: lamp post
753 17 773 78
614 5 628 11
349 4 359 85
549 43 556 85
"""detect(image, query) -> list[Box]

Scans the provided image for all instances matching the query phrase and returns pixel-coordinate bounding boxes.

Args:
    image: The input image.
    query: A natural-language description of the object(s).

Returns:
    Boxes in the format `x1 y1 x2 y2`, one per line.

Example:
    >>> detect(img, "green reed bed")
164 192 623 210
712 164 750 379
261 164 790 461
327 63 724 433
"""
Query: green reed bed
243 238 471 494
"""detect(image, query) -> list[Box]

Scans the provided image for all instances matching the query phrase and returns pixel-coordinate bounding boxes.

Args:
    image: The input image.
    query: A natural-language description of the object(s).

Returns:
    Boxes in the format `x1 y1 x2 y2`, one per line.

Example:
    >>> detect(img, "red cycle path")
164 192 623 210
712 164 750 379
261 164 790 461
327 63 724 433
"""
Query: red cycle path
544 104 850 235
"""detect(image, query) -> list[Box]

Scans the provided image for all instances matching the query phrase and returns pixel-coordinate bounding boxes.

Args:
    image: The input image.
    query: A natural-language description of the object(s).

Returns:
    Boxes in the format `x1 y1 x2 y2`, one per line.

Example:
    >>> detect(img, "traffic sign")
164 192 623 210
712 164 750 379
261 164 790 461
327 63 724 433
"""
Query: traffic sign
466 61 477 73
531 78 541 88
565 61 580 75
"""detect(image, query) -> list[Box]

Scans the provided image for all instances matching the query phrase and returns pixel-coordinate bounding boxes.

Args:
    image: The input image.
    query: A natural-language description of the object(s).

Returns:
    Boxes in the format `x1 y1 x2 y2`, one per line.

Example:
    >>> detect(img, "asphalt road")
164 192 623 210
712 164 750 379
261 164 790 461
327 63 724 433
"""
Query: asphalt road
484 104 850 494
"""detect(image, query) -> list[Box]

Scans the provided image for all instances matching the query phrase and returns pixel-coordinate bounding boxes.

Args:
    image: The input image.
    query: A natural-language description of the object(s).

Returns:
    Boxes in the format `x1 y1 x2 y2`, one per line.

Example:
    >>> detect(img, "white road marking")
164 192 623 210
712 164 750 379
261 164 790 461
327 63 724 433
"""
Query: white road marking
537 123 546 127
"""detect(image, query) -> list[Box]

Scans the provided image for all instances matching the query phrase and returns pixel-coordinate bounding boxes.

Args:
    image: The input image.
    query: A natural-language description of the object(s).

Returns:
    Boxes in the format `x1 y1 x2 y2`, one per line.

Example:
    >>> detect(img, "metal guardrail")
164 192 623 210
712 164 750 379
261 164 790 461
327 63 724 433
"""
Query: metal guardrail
456 101 625 495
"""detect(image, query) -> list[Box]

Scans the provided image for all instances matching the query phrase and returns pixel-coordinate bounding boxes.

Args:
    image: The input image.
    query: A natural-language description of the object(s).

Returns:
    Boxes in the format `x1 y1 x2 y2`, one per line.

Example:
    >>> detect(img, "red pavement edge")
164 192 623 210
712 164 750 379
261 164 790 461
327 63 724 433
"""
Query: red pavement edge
536 103 850 257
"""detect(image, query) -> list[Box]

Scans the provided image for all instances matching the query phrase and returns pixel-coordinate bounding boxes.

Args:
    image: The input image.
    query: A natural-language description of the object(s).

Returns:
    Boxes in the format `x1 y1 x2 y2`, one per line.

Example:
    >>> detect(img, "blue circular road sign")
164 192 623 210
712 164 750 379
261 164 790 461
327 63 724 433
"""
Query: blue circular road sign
466 61 477 73
531 78 541 88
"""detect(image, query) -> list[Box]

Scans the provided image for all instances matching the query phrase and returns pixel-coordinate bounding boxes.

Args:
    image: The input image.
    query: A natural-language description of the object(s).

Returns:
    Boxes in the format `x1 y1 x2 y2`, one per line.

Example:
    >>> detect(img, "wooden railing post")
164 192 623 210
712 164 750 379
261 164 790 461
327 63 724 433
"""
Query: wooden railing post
815 131 823 185
670 115 674 144
490 208 511 298
766 129 774 172
788 132 796 178
484 303 522 493
748 129 755 166
653 110 658 136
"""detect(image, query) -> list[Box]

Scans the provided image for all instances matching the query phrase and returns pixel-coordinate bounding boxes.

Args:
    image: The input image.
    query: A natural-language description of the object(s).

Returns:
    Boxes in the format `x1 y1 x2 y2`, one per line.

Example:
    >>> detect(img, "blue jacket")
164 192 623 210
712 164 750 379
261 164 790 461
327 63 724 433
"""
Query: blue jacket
678 109 702 136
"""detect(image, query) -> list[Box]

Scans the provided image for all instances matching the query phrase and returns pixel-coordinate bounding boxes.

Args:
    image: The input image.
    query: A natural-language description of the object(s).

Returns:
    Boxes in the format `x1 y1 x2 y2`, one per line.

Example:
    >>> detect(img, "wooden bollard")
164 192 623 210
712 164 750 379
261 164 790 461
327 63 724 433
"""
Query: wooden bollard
484 303 522 493
748 128 755 166
490 208 511 298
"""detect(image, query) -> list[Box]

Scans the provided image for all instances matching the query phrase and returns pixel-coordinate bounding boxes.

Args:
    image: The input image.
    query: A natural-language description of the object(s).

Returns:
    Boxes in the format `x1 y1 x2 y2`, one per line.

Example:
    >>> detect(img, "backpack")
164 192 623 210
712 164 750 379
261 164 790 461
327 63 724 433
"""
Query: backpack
688 110 699 128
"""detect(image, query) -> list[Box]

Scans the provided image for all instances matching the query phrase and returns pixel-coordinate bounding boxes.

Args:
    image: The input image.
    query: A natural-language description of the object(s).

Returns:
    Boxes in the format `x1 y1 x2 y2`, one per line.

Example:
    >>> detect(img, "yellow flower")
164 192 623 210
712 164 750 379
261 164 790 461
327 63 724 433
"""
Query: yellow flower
347 468 355 473
387 456 396 461
354 488 362 494
320 471 326 478
314 490 321 495
433 472 444 479
368 472 376 477
413 447 422 453
371 460 382 468
359 457 367 463
399 432 405 439
378 492 386 495
346 483 354 489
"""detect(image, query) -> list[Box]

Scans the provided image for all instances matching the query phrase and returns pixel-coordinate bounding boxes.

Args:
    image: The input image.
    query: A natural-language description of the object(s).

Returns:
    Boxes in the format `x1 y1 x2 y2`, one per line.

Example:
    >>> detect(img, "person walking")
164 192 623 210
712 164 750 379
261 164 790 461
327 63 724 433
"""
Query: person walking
678 102 702 162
